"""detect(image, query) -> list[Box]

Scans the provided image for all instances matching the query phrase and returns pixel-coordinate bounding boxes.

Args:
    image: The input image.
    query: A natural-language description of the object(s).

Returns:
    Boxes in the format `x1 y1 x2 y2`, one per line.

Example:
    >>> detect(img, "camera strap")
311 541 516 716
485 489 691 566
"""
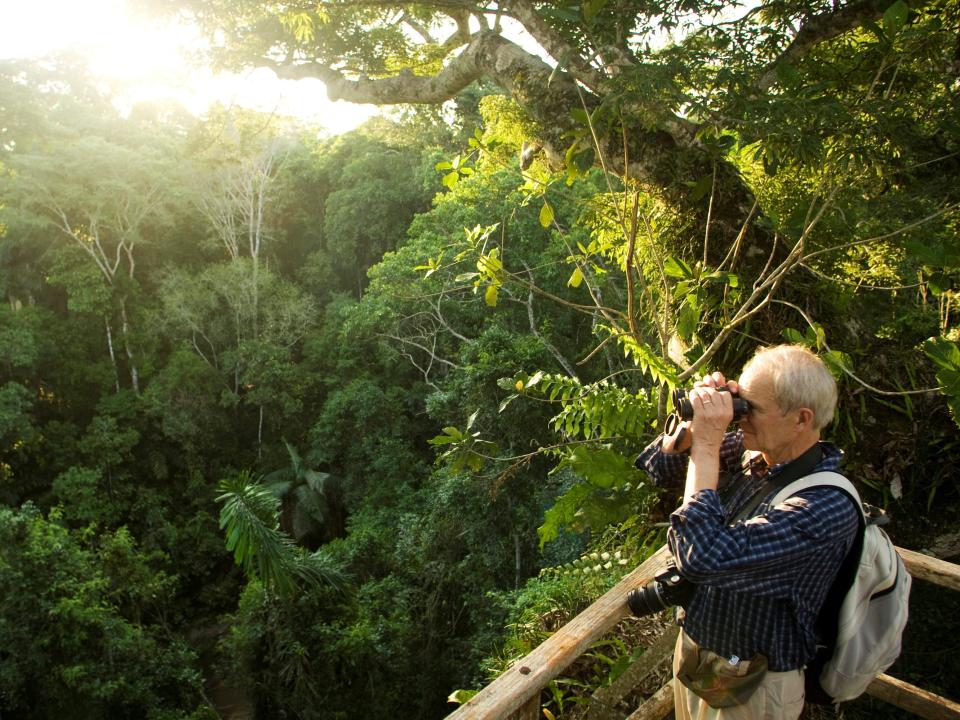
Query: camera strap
730 443 823 524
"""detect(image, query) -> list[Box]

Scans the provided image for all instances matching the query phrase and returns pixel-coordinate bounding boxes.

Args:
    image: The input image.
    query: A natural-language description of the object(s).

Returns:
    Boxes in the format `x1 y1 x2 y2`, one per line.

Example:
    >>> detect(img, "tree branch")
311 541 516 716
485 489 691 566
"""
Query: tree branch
521 263 579 379
756 0 930 91
504 0 604 90
773 299 941 396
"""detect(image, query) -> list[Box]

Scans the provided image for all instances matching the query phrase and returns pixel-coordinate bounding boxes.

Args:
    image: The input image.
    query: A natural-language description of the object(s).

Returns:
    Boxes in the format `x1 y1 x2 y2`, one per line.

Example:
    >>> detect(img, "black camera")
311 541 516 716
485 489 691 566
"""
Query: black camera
664 387 751 436
627 563 696 617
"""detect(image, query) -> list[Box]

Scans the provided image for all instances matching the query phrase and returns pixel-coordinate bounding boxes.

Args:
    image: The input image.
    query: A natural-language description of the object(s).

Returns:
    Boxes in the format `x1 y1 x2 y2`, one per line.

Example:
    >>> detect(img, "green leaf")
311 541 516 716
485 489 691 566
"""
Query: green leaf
923 338 960 429
663 256 693 279
442 171 459 190
498 394 518 413
484 283 499 307
689 175 713 202
883 0 909 36
565 446 640 490
539 201 555 228
923 337 960 371
568 267 585 288
448 689 478 705
574 146 595 173
537 483 592 549
927 272 951 295
582 0 608 23
676 300 700 342
466 410 480 430
782 327 808 346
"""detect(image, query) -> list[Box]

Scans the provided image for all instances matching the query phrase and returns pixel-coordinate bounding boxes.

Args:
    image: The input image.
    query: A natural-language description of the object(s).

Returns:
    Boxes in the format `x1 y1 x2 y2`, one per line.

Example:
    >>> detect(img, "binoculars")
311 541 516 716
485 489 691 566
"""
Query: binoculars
663 387 751 436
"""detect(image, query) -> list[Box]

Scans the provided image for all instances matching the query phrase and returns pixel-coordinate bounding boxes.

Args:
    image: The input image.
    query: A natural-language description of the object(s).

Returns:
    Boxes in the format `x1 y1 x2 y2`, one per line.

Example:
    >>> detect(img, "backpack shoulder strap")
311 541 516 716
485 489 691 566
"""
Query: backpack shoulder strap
769 471 866 521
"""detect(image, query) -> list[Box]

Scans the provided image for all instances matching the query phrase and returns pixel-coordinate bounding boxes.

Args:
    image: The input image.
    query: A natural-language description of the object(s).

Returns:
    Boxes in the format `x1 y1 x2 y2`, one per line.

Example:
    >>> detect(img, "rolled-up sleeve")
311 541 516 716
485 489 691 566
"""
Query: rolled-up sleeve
636 430 745 489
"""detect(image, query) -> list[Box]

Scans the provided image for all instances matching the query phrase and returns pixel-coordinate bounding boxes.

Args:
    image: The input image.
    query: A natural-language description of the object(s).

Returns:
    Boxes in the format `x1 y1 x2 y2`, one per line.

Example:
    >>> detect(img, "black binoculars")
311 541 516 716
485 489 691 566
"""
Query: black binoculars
664 386 751 436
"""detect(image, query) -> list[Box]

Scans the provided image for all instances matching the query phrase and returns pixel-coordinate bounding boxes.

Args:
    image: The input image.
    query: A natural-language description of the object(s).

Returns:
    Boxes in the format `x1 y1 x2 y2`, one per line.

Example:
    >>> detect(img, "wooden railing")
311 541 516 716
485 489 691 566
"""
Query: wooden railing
447 545 960 720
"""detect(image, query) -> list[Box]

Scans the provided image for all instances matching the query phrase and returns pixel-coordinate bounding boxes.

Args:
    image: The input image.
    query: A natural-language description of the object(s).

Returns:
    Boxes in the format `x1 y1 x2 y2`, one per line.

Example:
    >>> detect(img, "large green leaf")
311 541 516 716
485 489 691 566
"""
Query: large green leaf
923 338 960 428
564 446 643 490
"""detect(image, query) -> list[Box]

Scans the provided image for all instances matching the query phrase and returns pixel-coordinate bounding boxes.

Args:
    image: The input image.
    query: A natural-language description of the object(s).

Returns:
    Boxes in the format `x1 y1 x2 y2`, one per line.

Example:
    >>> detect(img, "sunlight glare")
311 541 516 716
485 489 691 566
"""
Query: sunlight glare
1 0 379 135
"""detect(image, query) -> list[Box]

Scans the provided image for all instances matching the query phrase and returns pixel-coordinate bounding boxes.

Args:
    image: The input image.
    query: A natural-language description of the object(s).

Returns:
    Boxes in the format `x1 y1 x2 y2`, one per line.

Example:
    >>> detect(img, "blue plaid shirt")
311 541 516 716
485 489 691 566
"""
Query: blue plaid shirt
636 430 860 671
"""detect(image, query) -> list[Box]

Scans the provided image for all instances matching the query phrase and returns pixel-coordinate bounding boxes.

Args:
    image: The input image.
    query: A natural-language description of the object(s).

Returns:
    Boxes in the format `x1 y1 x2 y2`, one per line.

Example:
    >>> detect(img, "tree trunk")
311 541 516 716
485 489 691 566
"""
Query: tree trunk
257 405 264 463
105 317 121 394
119 300 139 394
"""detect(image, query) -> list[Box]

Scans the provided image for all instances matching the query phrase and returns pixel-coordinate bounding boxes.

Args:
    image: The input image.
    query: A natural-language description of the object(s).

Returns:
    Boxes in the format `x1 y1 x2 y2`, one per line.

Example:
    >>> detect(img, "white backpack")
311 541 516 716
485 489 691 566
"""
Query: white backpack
770 472 912 704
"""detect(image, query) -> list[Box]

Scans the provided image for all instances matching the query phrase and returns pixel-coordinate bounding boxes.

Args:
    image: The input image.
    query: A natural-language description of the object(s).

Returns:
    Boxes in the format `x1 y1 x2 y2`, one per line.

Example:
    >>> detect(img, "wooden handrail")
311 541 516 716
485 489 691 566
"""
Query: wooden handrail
445 544 960 720
896 546 960 593
446 545 672 719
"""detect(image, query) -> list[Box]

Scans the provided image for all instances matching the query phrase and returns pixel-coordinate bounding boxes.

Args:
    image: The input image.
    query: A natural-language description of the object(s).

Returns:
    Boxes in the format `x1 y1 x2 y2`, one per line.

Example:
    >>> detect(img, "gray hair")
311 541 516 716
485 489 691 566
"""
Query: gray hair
742 345 837 429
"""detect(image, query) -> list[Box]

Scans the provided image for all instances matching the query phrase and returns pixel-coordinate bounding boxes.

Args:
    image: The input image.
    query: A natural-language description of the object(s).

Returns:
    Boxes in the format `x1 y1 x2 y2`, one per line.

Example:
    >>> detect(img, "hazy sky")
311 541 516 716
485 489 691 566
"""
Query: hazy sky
1 0 380 135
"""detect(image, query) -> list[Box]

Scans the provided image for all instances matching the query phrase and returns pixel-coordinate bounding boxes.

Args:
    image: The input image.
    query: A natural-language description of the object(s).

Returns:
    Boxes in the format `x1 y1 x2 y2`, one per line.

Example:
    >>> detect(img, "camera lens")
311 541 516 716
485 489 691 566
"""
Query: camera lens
627 567 695 617
627 582 671 617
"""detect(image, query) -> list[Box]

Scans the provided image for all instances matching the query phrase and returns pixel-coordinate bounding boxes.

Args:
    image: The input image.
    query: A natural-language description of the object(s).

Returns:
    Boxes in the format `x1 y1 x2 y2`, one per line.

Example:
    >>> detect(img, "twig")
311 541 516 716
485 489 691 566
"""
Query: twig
803 202 960 261
772 299 941 396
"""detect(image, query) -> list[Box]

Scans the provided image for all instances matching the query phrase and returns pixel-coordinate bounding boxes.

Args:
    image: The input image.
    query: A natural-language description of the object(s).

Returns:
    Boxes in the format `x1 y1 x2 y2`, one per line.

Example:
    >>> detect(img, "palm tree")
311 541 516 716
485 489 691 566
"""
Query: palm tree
262 440 345 551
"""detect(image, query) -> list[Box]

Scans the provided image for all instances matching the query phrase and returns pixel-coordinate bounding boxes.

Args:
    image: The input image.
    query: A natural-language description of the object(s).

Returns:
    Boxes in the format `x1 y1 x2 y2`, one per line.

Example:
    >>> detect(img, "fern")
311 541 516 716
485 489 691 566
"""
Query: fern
537 446 654 548
505 373 657 441
597 327 679 388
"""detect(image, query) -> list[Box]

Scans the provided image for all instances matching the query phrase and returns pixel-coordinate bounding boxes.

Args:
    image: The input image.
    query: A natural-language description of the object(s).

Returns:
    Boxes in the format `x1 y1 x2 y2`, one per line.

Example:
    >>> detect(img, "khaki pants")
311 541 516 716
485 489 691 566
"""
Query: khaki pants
672 631 805 720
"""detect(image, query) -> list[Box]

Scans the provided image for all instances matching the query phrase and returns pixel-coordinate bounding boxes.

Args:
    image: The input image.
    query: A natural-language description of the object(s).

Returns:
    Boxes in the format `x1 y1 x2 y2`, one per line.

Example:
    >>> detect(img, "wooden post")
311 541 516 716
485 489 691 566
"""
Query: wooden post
625 680 675 720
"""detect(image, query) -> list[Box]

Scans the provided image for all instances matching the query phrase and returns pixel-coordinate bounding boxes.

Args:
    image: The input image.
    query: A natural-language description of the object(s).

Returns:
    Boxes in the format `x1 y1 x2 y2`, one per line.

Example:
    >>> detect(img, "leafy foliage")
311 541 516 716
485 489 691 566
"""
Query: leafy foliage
924 338 960 429
1 27 959 719
217 471 348 596
0 504 206 719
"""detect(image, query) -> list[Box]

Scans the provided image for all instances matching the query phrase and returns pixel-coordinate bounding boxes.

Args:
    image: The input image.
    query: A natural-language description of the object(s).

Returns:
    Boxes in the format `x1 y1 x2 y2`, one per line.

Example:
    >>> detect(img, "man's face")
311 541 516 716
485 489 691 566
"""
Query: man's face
735 367 802 464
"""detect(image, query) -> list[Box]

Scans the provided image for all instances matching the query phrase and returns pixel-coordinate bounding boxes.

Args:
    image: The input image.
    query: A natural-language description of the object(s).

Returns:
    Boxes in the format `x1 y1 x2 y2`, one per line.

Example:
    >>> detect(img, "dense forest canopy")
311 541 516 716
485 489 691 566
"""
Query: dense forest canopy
0 0 959 717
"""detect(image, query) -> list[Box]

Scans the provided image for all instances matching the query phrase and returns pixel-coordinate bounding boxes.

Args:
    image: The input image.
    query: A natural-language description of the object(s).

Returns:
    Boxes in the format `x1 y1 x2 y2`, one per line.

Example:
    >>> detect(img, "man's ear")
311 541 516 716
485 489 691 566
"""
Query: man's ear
797 407 815 429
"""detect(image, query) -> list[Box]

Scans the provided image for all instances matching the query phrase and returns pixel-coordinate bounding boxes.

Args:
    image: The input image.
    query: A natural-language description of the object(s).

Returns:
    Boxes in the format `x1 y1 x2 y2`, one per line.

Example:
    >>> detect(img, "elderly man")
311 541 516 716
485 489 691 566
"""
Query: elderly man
634 345 860 720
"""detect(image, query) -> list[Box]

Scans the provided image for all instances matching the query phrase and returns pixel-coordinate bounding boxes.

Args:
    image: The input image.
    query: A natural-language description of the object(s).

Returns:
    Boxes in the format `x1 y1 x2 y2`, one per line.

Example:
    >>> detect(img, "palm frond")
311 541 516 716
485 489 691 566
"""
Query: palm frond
216 470 349 596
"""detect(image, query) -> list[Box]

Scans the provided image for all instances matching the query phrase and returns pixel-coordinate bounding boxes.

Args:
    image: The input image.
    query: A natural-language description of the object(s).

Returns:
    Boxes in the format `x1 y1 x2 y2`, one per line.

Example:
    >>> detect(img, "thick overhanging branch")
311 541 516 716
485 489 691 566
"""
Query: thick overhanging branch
505 0 604 90
400 11 434 44
274 55 480 104
274 31 582 158
276 31 566 102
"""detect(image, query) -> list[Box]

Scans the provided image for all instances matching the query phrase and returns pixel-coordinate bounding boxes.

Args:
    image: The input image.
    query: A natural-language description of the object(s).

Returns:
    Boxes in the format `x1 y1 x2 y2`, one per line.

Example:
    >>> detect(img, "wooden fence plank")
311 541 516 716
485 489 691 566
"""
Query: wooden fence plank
866 673 960 720
446 545 673 720
507 696 541 720
896 546 960 593
586 624 679 720
625 680 675 720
